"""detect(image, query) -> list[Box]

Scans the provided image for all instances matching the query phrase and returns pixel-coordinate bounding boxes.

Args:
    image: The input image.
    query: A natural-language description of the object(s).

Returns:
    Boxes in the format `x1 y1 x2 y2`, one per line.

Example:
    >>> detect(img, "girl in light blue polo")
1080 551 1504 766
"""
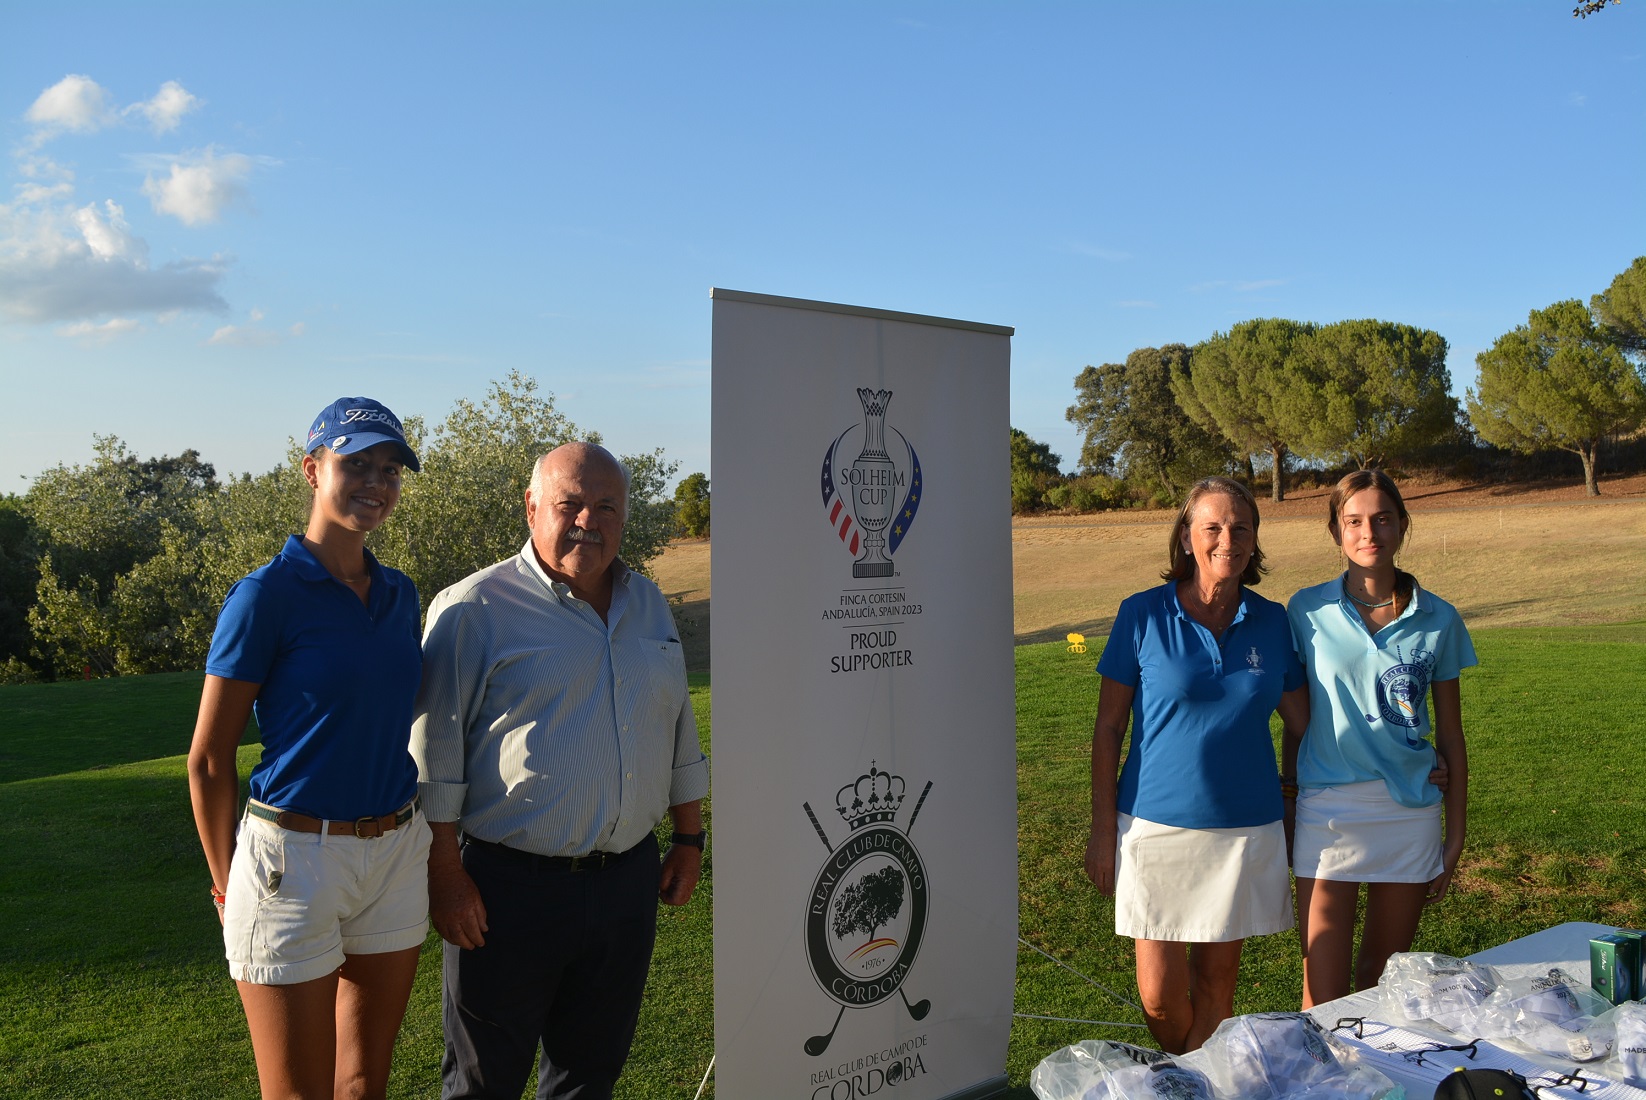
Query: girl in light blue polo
1285 469 1475 1009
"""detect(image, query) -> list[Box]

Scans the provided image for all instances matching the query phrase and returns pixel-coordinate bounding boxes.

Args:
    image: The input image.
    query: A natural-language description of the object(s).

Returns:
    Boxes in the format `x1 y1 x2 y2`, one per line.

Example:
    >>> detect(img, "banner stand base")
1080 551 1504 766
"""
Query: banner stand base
936 1074 1009 1100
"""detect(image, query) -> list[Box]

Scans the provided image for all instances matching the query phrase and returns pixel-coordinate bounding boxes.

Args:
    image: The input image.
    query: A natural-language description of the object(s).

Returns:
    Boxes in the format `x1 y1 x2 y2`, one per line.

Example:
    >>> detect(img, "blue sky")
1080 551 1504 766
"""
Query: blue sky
1 1 1641 492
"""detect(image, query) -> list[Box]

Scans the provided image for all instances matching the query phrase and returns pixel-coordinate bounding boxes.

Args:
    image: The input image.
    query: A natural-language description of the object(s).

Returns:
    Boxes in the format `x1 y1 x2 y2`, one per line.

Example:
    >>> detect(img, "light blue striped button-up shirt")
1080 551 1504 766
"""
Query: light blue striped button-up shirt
410 542 709 858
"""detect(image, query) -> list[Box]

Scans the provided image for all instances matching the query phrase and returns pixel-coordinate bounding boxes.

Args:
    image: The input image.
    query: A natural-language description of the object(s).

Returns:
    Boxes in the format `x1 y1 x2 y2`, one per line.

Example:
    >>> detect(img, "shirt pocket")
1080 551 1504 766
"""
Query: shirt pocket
615 637 688 735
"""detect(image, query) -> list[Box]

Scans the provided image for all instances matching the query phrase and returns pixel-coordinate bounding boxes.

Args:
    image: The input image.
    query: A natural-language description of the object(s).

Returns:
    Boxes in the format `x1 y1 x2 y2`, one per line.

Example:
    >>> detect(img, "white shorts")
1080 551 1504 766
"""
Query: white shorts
223 807 431 985
1113 813 1294 942
1292 780 1443 883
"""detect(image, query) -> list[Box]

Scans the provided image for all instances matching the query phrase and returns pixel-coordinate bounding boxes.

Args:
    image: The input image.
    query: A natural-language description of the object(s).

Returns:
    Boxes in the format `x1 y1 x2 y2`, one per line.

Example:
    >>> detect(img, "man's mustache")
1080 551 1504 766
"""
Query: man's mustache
565 527 604 545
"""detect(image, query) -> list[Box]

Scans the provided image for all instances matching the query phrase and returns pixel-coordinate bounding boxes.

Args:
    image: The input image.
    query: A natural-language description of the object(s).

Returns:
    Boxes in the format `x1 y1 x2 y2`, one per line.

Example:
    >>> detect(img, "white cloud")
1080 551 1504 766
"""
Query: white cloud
1568 92 1588 107
15 181 74 205
25 75 203 142
71 200 143 261
0 201 229 323
15 154 72 184
1064 242 1132 262
141 148 252 225
207 323 283 347
4 80 247 322
58 317 140 343
25 75 116 136
203 311 303 346
1189 278 1288 293
128 81 200 133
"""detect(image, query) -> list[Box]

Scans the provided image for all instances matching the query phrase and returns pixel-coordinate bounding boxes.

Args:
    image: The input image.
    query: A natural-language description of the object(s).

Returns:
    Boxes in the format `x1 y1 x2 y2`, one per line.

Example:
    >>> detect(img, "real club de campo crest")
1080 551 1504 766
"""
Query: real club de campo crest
821 388 922 578
801 764 933 1058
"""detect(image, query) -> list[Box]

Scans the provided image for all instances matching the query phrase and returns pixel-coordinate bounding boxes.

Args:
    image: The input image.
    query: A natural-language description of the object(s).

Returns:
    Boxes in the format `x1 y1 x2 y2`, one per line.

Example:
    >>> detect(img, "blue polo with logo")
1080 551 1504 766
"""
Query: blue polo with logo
1287 575 1477 808
1098 583 1304 829
206 535 422 820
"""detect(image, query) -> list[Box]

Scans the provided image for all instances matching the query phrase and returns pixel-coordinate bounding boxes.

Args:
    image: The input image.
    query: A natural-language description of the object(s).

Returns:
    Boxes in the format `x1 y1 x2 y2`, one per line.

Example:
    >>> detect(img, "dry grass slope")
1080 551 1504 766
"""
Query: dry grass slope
652 483 1646 664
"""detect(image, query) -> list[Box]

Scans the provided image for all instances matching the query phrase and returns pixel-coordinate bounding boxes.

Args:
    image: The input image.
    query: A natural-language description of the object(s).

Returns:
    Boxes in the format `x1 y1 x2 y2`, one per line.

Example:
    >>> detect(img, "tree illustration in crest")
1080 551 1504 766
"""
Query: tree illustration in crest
832 865 906 943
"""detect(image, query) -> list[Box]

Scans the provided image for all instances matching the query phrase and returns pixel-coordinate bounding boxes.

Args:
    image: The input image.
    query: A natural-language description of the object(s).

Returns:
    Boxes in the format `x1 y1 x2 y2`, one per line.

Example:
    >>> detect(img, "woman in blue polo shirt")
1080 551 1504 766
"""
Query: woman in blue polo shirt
1284 469 1475 1008
187 397 429 1100
1084 476 1308 1054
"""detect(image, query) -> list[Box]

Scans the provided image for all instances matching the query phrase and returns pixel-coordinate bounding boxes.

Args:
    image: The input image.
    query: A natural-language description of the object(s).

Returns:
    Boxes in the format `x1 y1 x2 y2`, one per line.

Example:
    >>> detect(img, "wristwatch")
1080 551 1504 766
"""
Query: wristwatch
671 830 706 849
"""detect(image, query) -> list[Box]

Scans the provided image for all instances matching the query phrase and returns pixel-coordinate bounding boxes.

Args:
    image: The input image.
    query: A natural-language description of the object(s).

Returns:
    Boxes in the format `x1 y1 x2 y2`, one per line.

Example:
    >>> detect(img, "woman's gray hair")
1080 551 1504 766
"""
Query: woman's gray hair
1160 476 1267 585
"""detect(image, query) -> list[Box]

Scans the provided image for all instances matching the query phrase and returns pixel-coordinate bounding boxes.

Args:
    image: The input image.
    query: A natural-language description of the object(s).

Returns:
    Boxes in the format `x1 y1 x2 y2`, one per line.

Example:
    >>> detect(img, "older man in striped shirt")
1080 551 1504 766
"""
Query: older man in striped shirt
410 441 709 1100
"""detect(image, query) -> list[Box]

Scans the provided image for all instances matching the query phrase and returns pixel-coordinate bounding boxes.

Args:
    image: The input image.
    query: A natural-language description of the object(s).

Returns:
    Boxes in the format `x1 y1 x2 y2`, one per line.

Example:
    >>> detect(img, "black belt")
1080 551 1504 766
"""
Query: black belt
464 834 648 872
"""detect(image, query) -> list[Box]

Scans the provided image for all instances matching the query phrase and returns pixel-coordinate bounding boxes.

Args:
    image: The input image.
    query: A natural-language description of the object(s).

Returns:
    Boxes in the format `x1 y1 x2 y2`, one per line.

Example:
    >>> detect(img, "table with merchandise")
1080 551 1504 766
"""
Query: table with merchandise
1030 921 1646 1099
1300 921 1646 1098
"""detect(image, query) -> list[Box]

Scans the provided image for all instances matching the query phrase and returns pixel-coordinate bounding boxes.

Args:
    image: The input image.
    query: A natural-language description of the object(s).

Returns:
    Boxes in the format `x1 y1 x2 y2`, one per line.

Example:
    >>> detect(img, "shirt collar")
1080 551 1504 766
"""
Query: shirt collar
279 534 383 585
517 539 630 602
1331 572 1429 618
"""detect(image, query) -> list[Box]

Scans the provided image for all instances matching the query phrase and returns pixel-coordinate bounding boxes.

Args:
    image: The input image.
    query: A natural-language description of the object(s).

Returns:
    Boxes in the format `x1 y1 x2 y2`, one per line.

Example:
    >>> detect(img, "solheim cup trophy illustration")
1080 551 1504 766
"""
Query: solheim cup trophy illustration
849 388 897 578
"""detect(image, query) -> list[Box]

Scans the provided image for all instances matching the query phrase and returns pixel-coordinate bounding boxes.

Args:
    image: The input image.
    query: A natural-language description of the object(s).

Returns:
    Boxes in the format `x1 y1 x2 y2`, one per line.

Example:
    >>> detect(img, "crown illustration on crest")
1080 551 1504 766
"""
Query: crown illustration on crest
836 762 906 830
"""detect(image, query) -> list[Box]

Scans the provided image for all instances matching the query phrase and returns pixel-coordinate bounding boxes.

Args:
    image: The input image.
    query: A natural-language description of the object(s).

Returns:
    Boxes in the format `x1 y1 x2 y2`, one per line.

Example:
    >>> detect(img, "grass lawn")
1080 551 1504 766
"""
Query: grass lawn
1 625 1642 1098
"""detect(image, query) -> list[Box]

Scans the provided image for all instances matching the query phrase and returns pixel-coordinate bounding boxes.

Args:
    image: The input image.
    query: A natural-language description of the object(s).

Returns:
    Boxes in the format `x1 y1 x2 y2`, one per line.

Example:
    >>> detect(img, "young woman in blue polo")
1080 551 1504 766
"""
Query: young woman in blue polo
1085 476 1308 1054
1284 469 1475 1008
187 397 429 1099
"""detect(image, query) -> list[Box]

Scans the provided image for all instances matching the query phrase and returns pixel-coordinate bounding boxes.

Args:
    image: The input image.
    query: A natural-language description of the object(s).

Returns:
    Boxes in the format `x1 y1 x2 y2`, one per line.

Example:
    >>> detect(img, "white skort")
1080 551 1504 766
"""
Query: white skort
1292 779 1444 883
1114 812 1294 942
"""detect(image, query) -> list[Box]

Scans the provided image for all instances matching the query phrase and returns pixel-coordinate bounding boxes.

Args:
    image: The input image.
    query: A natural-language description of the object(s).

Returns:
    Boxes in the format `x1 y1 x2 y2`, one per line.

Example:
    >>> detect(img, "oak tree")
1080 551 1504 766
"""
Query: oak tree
1292 320 1459 469
1468 299 1646 495
1174 319 1317 501
1591 256 1646 355
1067 344 1233 499
673 472 711 538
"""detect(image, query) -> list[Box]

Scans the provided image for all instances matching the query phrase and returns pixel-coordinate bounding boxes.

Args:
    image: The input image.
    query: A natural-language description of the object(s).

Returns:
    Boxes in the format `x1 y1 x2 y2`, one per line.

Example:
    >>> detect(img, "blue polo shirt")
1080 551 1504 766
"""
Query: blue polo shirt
1288 575 1476 808
206 535 422 820
1098 583 1304 829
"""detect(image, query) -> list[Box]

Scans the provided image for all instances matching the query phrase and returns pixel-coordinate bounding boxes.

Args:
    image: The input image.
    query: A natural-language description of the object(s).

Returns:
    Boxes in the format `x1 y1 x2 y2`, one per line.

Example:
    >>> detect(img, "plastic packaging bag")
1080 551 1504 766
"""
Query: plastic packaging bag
1029 1040 1173 1100
1455 968 1614 1061
1099 1059 1217 1099
1028 1039 1215 1100
1594 1000 1646 1084
1199 1012 1404 1099
1377 951 1501 1032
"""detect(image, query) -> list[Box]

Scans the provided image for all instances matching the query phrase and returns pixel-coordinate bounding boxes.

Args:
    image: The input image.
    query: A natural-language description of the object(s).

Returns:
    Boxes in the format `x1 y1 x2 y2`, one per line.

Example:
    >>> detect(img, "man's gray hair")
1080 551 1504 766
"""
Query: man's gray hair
527 443 631 504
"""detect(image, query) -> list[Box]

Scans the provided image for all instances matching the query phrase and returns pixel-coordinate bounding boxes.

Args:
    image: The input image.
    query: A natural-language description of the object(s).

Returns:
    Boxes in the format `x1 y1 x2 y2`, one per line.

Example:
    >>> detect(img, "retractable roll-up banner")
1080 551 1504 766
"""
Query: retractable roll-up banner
710 289 1017 1100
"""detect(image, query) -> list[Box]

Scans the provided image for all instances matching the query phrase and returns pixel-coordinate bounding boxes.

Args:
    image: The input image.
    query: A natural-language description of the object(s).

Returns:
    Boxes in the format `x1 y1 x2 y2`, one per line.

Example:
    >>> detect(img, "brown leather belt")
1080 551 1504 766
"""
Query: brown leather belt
247 796 419 839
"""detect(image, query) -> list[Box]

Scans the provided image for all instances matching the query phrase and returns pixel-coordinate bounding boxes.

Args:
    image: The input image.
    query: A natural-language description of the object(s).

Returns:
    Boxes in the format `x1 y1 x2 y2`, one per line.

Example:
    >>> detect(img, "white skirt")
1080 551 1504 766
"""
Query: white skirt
1113 813 1294 943
1292 779 1444 883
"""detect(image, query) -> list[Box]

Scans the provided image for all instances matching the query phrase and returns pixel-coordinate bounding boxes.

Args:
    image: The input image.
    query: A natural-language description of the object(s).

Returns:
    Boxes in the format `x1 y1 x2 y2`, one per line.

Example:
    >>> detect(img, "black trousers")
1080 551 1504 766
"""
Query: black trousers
441 834 660 1100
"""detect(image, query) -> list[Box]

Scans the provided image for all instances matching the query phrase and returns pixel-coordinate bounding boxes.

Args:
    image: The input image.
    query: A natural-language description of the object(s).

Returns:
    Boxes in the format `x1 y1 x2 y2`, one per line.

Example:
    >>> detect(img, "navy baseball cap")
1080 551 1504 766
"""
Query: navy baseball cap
306 397 420 472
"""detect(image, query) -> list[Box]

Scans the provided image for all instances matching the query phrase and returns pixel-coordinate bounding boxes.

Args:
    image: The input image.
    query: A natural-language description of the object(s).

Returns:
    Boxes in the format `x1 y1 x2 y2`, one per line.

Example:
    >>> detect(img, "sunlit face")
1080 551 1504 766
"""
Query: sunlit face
303 442 403 533
525 449 627 591
1334 487 1406 569
1180 492 1254 584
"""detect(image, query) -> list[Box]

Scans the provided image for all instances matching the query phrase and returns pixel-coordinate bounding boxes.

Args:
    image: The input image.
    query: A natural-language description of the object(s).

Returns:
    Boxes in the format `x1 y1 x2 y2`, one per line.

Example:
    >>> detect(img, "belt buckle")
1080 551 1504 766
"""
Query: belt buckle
568 851 606 872
353 816 385 839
